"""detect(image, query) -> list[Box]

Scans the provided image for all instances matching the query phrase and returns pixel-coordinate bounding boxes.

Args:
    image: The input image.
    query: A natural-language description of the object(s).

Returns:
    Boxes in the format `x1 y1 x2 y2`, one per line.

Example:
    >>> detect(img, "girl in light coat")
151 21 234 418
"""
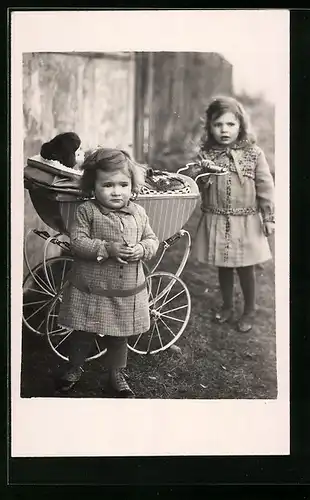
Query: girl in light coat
192 96 275 332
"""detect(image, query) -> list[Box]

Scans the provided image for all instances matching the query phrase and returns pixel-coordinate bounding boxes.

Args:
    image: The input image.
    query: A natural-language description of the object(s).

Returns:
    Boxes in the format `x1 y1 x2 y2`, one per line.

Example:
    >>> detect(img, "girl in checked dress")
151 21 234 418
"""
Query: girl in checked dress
56 148 159 397
192 96 275 332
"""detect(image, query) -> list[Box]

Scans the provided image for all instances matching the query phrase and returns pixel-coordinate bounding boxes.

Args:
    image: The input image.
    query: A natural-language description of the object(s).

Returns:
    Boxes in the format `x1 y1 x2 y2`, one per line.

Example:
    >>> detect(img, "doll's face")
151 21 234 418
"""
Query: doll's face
75 147 85 167
210 112 240 146
95 168 132 210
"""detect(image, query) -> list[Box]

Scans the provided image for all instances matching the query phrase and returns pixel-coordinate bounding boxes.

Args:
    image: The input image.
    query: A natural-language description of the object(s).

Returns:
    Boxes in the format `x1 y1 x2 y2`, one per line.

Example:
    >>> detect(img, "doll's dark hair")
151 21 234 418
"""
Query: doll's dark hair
40 132 81 168
201 96 256 149
80 148 146 196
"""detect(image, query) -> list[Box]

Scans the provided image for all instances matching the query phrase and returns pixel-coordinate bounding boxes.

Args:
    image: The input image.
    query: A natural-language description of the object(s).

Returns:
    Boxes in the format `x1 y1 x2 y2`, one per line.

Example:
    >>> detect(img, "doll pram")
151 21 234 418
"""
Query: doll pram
23 157 227 360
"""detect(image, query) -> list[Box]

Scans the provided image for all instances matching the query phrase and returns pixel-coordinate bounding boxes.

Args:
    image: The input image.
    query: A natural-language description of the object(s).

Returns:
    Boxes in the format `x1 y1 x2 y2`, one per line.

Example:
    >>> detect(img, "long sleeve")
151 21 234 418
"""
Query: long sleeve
139 210 159 261
70 204 109 261
255 149 275 222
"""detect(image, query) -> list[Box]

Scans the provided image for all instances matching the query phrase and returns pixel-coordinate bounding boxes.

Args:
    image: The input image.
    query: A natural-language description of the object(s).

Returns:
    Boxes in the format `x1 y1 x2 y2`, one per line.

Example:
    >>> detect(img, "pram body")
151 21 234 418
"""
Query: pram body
23 156 226 358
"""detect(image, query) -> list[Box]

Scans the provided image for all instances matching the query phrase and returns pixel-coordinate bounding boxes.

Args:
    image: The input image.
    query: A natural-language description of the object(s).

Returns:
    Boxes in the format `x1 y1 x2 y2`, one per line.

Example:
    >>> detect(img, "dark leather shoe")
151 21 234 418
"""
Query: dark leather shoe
105 371 135 398
237 312 255 332
214 308 233 324
55 366 84 392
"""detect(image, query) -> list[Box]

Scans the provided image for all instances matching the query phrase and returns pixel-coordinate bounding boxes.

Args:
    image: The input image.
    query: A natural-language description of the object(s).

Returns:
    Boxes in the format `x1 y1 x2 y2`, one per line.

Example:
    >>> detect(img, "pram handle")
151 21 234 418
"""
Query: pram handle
32 229 71 251
177 160 228 183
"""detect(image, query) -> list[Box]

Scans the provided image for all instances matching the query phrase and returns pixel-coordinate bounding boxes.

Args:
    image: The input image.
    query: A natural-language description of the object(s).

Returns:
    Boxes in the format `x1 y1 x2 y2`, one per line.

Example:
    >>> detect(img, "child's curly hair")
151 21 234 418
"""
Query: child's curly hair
80 148 146 197
200 96 256 150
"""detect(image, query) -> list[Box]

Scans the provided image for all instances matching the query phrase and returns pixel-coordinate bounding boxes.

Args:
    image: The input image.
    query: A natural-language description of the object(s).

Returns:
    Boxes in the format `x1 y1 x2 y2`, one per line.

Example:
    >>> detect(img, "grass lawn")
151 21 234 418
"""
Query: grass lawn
20 206 277 400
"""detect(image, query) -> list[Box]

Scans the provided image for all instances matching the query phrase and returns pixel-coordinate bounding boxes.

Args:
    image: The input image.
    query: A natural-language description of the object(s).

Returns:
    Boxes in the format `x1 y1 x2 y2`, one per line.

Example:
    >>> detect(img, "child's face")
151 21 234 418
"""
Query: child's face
210 112 240 146
75 147 85 167
95 169 132 209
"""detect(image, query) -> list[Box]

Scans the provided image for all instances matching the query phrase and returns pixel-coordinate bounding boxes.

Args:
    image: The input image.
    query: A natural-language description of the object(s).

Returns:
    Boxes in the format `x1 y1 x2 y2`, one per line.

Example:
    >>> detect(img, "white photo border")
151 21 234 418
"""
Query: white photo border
11 9 290 457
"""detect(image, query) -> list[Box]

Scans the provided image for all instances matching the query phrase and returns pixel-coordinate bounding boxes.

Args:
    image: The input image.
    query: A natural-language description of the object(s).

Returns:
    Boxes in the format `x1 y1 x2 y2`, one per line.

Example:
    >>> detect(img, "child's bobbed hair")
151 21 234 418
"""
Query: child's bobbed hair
40 132 81 168
80 148 146 197
201 95 256 149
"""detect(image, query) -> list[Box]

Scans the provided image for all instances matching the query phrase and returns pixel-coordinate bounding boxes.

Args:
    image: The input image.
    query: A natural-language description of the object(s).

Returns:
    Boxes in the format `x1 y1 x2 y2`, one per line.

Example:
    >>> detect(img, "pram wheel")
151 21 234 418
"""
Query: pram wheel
45 289 107 362
23 256 74 335
128 271 191 355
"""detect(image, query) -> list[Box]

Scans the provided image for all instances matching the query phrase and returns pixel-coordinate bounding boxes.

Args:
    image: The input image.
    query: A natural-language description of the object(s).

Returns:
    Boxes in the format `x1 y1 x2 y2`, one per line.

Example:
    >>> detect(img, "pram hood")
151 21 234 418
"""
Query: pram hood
27 155 83 179
24 156 85 200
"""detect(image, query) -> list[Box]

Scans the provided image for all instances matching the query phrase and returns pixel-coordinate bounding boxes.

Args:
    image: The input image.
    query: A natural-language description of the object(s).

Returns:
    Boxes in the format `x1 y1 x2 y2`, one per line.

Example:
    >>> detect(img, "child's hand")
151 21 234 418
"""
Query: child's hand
263 221 275 237
107 242 134 264
126 243 145 262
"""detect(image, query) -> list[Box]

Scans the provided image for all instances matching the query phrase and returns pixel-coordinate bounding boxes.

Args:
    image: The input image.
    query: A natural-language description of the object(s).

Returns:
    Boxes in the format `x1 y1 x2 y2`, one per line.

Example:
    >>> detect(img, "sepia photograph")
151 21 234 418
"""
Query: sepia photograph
11 9 289 457
21 50 277 400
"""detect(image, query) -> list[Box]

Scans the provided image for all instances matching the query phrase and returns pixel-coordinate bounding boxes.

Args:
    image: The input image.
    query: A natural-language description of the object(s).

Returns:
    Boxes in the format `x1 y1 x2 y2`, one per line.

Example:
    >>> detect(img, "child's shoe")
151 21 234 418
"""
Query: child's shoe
237 312 255 332
55 366 84 392
105 370 135 398
214 307 233 324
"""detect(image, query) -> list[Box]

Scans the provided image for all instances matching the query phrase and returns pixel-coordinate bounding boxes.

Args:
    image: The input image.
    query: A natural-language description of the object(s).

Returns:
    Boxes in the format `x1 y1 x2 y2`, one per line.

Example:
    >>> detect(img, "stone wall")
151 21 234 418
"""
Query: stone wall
23 52 135 272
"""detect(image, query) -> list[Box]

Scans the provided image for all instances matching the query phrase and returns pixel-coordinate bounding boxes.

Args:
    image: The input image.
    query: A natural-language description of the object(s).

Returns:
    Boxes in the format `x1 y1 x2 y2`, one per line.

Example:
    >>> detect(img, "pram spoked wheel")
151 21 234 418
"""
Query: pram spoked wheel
44 262 151 363
23 255 74 335
45 287 108 362
128 271 191 355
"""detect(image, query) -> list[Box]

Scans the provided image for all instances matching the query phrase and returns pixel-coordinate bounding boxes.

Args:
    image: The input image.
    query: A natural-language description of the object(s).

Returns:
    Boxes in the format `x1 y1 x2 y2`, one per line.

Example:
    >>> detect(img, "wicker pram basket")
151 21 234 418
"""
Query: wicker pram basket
24 158 200 242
